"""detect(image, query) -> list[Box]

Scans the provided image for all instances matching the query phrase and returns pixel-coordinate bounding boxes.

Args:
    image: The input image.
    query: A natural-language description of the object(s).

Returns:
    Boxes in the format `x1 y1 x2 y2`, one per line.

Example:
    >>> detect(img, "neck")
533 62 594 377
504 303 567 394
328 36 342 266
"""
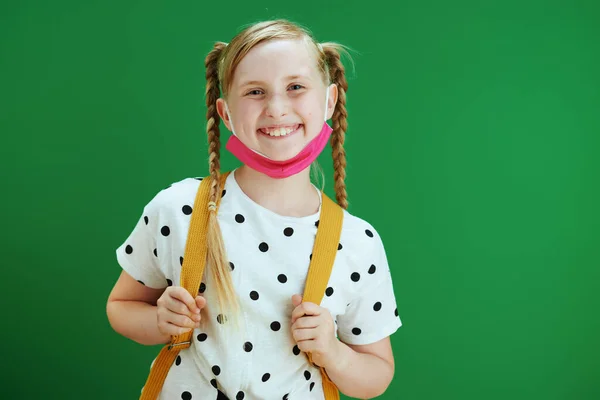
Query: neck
234 164 320 218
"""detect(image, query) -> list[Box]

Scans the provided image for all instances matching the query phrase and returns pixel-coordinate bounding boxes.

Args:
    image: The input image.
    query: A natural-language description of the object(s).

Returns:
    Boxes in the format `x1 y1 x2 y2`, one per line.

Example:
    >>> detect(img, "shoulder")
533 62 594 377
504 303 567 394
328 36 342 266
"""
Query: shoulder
142 177 205 217
340 207 384 246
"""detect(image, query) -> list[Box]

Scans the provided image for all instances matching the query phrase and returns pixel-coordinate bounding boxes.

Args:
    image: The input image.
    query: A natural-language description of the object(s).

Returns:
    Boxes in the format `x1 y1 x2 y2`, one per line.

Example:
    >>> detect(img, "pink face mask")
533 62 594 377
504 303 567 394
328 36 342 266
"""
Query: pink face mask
223 89 333 179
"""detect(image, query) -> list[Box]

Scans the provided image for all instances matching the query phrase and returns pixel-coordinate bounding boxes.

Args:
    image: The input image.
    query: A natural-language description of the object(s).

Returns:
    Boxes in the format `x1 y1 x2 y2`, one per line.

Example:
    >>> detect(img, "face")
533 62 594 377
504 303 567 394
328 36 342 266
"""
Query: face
216 39 338 161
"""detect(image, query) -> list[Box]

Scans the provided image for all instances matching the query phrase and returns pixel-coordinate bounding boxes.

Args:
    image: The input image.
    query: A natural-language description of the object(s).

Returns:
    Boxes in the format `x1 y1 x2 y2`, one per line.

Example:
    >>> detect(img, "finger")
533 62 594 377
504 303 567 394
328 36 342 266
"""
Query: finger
166 295 197 318
297 339 316 353
167 311 197 329
292 316 321 330
291 302 321 324
291 294 303 307
195 295 207 310
292 327 318 342
166 321 194 336
170 287 200 314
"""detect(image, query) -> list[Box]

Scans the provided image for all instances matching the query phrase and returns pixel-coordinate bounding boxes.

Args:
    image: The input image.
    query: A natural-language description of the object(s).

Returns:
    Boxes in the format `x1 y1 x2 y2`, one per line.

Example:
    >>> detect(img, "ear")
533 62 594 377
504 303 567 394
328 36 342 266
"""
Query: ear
326 84 338 121
215 98 233 132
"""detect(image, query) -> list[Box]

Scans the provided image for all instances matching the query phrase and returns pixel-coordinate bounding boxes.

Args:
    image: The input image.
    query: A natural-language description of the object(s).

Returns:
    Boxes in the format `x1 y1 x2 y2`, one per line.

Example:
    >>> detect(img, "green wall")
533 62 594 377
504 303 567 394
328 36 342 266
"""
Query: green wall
1 1 598 399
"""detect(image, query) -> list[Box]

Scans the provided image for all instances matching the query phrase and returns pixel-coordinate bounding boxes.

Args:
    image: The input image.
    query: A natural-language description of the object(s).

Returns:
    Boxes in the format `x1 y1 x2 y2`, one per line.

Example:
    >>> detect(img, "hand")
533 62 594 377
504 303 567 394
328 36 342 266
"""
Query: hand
157 286 207 337
290 294 341 368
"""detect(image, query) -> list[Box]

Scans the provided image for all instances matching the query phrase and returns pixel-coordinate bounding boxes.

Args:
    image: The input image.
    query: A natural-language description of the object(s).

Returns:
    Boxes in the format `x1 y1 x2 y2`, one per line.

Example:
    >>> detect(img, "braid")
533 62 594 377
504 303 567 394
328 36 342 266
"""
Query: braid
205 42 226 205
323 45 349 210
203 42 241 331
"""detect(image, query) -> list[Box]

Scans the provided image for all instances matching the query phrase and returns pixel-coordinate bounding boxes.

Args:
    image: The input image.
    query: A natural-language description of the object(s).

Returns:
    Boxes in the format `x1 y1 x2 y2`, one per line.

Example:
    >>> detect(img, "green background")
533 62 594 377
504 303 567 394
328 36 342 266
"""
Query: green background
1 0 598 399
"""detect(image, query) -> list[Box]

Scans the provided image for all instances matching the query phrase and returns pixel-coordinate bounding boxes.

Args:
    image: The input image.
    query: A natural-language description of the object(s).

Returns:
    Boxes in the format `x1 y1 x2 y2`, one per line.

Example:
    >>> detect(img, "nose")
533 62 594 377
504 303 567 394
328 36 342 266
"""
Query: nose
265 93 288 119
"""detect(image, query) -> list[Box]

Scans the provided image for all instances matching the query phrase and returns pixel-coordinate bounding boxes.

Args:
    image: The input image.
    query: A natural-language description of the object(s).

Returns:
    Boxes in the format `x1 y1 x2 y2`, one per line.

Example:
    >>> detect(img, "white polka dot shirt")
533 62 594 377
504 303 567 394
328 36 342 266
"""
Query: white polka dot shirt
116 171 402 400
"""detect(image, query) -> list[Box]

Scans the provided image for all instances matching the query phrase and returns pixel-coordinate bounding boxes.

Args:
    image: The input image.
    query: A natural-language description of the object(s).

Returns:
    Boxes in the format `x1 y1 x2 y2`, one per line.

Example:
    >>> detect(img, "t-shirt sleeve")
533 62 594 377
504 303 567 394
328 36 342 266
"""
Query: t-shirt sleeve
115 191 167 289
336 229 402 346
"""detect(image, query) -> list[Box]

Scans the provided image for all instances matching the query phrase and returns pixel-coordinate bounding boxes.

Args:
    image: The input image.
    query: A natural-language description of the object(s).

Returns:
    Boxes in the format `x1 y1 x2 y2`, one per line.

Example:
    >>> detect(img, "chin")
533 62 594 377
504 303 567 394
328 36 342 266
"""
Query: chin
263 147 304 161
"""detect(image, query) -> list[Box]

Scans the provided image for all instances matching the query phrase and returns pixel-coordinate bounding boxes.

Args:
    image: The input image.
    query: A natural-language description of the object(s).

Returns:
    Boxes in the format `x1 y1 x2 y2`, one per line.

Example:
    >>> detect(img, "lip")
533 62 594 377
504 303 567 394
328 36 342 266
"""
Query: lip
258 124 303 139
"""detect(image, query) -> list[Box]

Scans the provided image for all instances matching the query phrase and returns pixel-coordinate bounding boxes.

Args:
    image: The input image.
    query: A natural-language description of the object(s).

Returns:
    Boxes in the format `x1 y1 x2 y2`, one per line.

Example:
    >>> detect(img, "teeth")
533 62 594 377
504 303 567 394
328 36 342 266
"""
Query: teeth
262 125 298 137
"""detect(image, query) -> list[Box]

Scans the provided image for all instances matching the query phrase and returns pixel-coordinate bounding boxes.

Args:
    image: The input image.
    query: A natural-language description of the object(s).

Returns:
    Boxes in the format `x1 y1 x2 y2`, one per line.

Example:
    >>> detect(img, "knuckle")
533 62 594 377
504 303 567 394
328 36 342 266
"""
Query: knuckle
177 314 188 327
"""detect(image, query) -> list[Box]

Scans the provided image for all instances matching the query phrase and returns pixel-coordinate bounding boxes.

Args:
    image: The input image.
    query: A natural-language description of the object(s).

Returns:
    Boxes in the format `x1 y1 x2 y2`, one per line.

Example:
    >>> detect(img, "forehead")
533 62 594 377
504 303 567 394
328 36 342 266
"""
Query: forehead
232 39 320 86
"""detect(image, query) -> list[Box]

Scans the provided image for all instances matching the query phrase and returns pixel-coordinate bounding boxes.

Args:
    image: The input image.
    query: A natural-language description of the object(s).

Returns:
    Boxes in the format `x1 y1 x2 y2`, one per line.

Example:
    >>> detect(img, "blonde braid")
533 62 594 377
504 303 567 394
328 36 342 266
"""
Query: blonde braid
323 46 349 210
204 42 240 328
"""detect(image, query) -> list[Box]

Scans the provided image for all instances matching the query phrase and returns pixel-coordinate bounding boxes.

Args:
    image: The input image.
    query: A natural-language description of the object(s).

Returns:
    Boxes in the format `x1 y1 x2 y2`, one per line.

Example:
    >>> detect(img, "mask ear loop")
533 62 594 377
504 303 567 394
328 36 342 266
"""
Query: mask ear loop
324 85 330 122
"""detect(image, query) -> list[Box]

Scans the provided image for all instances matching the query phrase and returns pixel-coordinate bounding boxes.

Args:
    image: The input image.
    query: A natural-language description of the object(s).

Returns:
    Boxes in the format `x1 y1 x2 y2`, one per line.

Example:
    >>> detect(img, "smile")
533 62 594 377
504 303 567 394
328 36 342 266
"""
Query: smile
258 124 303 138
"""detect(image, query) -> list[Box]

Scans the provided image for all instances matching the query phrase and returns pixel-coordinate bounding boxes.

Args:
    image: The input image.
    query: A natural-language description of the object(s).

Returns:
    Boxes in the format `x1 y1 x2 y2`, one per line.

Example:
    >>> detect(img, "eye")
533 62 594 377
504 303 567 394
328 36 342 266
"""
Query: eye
246 89 263 96
289 84 304 91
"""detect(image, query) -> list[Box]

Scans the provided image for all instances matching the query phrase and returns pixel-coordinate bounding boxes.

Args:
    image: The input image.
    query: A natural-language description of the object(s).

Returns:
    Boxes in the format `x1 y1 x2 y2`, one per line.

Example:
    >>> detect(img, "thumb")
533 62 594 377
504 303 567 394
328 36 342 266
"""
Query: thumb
195 295 207 310
291 294 303 308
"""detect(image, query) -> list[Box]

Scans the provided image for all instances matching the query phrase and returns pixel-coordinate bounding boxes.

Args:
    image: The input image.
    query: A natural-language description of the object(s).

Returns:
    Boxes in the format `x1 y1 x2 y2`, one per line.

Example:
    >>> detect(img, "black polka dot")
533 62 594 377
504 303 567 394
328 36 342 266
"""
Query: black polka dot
315 220 319 228
235 214 245 223
366 229 374 237
197 333 207 342
395 308 399 317
211 379 218 389
199 282 206 293
309 253 313 260
277 274 287 283
236 392 245 400
137 280 145 286
374 302 382 311
259 242 269 252
351 272 360 282
182 205 192 215
181 391 192 400
250 291 259 300
229 262 235 271
222 189 226 197
283 394 289 400
325 287 334 297
212 365 221 375
352 327 362 335
194 177 203 181
161 226 170 236
304 370 311 380
167 279 173 286
293 345 300 355
144 216 149 225
262 373 270 382
310 382 315 391
180 256 184 266
244 342 253 352
270 321 281 331
125 245 133 254
217 391 227 400
368 264 376 274
175 355 181 366
283 227 294 237
153 248 158 257
217 314 227 324
338 243 343 250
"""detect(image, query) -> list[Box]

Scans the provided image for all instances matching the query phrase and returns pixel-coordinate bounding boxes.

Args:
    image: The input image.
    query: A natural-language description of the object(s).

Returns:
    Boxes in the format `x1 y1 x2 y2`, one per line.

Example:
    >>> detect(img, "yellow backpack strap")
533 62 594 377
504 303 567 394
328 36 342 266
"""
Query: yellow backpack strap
139 172 230 400
302 192 344 400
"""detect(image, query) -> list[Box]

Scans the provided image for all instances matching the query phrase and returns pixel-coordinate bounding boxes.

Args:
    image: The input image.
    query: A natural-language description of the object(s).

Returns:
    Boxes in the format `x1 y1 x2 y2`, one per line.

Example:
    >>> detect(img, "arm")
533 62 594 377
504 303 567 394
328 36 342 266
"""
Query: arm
325 337 395 399
106 270 171 346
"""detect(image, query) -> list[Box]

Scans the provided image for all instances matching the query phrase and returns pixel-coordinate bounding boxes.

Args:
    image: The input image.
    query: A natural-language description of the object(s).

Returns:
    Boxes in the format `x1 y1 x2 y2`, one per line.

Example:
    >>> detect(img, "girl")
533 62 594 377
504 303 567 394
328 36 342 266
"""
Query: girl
107 19 402 400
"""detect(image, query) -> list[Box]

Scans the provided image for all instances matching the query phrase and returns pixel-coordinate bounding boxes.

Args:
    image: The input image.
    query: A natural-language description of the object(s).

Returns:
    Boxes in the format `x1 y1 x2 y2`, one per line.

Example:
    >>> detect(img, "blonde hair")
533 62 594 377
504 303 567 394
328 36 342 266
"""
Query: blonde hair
204 19 352 327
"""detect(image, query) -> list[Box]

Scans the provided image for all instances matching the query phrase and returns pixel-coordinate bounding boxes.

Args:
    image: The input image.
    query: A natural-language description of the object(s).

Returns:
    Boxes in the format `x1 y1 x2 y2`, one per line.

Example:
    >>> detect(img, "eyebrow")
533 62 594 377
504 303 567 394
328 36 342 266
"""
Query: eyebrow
239 75 312 88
